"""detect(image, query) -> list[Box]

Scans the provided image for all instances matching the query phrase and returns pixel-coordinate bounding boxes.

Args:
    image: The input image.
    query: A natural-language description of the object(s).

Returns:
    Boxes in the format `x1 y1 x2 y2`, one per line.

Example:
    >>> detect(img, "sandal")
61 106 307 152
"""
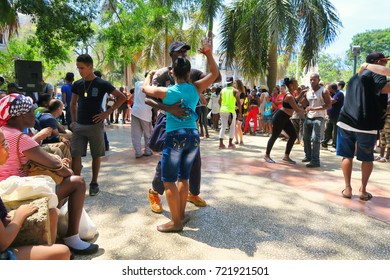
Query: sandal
359 192 373 201
341 189 352 199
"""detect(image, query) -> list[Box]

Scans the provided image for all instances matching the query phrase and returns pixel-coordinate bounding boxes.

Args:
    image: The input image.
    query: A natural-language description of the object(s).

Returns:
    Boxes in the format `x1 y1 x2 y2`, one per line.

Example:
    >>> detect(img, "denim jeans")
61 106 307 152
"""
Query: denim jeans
303 117 324 164
161 128 200 182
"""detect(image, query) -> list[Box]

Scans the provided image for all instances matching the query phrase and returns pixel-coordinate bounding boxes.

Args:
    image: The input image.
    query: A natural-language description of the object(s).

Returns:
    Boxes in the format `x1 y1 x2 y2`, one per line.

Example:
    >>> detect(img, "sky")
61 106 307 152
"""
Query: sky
321 0 390 55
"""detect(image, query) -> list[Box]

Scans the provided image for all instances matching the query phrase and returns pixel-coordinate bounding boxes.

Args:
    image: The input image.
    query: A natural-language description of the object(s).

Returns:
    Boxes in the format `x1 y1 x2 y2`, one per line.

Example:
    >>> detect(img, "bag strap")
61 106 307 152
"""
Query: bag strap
16 133 27 172
16 133 63 172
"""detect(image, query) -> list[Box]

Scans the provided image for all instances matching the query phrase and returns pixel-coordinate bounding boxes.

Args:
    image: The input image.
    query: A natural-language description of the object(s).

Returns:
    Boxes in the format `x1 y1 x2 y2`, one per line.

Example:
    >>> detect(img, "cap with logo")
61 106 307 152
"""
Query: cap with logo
226 76 234 84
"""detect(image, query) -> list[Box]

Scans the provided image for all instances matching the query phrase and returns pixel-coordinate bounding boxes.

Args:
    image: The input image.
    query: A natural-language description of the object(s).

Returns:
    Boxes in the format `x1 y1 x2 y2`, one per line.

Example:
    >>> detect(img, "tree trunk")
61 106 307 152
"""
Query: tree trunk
205 21 214 73
164 23 169 66
124 64 134 89
267 43 278 90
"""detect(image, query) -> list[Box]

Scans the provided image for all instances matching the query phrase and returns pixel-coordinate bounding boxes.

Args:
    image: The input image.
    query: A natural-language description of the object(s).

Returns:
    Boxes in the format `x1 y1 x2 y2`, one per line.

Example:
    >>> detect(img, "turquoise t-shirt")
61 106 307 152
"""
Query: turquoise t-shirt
163 83 199 133
264 101 273 116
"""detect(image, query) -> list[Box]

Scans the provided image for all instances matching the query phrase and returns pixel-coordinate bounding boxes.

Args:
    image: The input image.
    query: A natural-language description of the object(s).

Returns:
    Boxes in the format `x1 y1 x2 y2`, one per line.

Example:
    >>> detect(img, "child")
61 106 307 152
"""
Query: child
0 128 71 260
263 95 273 135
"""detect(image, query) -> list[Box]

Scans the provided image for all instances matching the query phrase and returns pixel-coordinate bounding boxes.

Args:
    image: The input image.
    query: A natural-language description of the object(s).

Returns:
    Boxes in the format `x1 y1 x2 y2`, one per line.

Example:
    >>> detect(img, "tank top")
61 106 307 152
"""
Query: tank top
306 86 326 119
282 94 294 109
220 86 236 113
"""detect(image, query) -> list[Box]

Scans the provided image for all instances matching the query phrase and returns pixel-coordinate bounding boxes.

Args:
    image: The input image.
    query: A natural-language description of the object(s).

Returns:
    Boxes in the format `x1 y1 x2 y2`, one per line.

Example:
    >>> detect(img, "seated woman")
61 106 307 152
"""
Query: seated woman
0 127 71 260
0 94 98 255
142 39 218 232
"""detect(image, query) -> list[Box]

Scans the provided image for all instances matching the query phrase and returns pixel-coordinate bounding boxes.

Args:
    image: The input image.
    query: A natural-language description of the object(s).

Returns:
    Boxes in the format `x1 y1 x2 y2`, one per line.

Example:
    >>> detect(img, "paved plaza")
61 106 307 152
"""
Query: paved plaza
76 123 390 260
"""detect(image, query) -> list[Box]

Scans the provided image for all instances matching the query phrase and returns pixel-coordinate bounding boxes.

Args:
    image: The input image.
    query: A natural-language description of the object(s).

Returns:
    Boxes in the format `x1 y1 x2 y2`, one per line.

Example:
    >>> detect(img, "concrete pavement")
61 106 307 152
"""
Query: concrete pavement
76 123 390 260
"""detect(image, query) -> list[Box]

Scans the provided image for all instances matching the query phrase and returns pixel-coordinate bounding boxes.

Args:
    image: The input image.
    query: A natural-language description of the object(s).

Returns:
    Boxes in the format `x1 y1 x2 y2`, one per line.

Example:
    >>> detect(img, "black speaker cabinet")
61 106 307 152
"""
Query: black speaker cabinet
15 60 43 92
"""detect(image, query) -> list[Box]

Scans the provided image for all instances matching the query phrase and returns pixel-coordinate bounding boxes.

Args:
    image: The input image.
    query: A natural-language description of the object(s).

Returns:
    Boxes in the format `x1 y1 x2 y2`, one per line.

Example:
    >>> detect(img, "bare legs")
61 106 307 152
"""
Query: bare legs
72 155 100 184
235 120 243 144
91 157 101 184
341 157 373 199
157 179 188 232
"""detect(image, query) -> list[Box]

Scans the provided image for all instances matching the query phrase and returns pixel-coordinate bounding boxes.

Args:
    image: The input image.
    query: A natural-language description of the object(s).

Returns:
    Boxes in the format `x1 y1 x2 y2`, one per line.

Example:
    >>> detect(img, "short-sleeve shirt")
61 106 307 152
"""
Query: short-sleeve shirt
339 71 387 130
72 77 116 125
163 83 199 132
61 83 73 107
38 113 59 143
0 126 39 181
327 90 344 120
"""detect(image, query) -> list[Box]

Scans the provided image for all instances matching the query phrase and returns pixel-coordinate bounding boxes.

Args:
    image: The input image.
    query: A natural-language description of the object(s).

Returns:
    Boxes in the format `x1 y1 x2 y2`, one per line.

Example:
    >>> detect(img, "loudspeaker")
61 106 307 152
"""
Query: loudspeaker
15 60 43 92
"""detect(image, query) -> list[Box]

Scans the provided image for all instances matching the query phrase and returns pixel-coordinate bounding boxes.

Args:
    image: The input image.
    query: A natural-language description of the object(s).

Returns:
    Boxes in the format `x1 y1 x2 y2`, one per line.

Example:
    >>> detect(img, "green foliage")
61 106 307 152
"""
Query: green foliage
317 53 352 83
349 28 390 62
6 0 97 63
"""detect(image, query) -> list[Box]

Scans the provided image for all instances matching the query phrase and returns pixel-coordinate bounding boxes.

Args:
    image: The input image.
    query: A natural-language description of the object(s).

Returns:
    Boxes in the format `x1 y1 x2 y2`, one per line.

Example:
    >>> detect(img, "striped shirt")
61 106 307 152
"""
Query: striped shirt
0 126 38 181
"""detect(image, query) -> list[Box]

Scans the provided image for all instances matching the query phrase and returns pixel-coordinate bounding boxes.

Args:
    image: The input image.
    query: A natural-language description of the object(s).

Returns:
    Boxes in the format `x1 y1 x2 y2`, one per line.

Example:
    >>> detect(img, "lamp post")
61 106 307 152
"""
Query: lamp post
352 45 361 75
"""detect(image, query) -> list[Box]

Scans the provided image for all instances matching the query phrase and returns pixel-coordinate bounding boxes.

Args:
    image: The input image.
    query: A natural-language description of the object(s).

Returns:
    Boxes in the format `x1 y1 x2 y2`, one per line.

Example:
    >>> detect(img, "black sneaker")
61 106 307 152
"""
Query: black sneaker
89 183 100 196
306 162 320 168
302 158 311 163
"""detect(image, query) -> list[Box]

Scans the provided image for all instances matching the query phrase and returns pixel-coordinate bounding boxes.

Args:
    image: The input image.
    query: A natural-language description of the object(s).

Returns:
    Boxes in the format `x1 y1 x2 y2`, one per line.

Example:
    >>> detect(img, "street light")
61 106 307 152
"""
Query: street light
351 45 361 75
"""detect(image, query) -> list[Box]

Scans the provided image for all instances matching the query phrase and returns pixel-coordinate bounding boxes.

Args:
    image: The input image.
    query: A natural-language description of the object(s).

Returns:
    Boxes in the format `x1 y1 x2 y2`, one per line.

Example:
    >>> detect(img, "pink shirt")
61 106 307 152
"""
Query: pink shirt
0 126 39 181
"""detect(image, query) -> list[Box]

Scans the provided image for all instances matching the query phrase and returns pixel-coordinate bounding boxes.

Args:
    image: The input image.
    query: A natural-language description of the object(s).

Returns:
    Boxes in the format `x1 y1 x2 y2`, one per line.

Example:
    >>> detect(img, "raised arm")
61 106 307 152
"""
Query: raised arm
359 63 390 76
193 40 219 94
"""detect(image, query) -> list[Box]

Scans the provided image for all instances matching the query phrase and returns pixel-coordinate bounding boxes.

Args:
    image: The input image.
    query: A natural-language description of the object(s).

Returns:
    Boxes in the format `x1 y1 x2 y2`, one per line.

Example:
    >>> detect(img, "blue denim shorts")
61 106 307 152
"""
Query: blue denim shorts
336 127 377 162
0 247 17 260
161 128 200 182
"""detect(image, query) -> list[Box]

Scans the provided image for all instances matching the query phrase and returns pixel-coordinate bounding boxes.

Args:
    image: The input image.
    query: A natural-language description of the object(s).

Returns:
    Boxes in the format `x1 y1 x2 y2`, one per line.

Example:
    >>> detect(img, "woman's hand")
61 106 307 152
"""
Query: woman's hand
14 204 38 221
198 38 212 54
358 63 369 76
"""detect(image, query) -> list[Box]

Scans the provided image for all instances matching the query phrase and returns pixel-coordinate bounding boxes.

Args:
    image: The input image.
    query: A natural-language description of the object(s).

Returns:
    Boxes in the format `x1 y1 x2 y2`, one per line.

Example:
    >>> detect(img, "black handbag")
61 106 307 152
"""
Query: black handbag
148 113 166 152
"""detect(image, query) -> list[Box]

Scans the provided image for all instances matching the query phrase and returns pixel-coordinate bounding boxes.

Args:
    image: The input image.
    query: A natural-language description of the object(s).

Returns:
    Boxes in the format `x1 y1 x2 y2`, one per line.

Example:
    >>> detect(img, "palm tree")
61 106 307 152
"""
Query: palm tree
219 0 342 89
0 0 19 40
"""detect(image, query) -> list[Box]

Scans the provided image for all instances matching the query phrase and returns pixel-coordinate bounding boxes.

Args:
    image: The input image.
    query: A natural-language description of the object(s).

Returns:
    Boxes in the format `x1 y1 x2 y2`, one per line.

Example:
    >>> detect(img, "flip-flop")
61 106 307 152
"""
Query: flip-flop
359 192 373 201
342 189 352 199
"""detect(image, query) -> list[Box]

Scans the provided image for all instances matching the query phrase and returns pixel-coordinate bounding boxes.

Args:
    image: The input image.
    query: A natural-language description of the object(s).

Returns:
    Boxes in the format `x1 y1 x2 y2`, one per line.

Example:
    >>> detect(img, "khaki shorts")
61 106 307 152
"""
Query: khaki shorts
71 122 105 158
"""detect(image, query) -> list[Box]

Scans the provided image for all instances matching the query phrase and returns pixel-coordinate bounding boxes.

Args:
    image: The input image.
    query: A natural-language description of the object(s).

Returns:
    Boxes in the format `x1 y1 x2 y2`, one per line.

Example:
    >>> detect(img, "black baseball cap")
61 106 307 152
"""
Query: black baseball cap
7 82 23 90
169 41 190 54
366 52 390 63
226 76 234 84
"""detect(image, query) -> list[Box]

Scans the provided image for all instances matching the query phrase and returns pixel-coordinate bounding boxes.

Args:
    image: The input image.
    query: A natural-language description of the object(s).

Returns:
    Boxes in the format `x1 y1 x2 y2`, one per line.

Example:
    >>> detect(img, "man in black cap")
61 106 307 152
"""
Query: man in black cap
337 52 390 201
7 82 23 94
146 40 221 214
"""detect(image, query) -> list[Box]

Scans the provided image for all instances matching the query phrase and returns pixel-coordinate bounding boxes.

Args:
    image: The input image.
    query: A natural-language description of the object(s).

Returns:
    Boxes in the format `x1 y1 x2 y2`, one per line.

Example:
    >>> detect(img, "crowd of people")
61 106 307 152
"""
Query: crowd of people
0 46 390 258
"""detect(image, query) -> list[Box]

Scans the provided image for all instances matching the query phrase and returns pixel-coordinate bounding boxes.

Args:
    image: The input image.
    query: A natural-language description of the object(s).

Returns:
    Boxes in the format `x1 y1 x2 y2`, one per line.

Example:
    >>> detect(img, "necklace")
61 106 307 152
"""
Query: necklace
83 77 95 97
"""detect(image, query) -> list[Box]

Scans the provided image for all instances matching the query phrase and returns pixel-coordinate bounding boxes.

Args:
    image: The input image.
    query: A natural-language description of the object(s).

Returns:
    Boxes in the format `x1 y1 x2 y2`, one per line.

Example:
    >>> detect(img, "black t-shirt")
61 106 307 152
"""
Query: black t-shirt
72 77 116 124
339 71 387 130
